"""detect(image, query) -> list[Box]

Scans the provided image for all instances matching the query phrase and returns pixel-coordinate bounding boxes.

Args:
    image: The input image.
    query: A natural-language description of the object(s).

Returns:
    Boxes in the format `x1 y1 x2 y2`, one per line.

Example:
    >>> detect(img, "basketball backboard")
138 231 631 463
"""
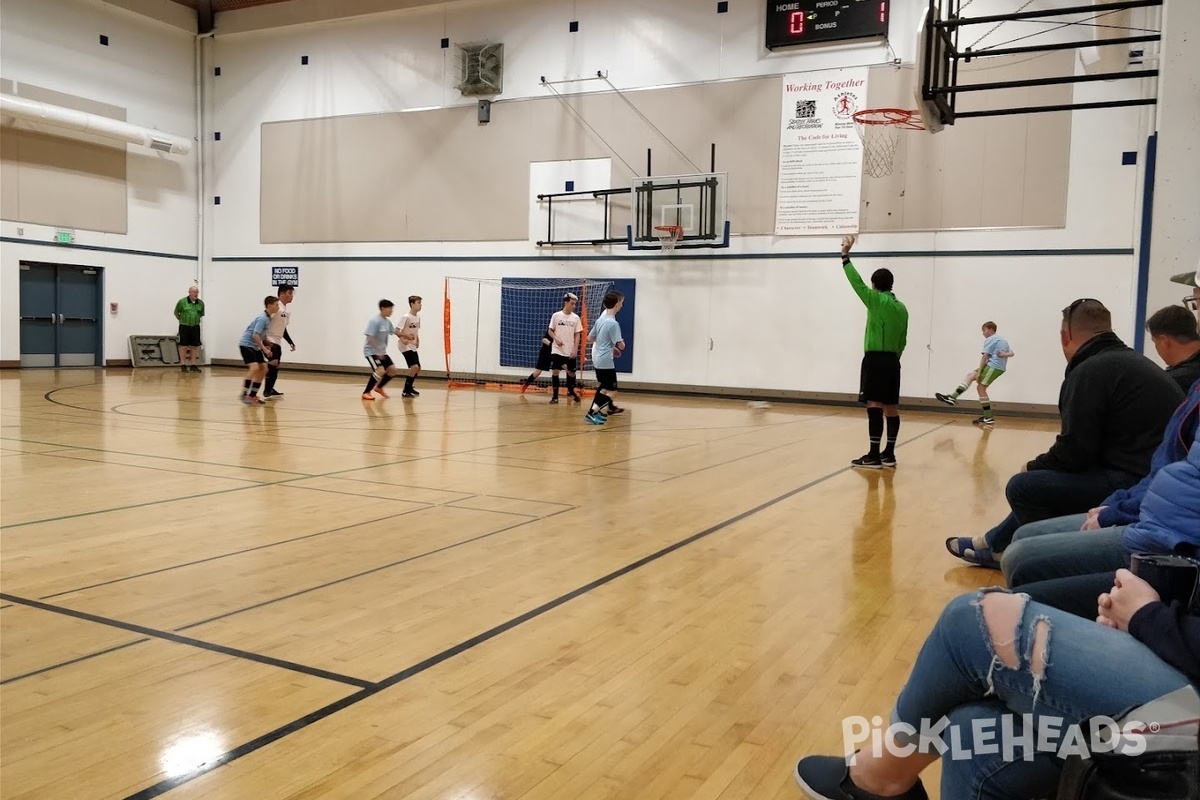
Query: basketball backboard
627 172 730 251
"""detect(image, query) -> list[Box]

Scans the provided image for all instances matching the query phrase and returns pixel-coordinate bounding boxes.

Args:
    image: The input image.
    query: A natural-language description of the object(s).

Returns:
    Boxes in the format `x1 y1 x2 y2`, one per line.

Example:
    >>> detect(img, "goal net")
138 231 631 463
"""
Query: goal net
443 277 615 391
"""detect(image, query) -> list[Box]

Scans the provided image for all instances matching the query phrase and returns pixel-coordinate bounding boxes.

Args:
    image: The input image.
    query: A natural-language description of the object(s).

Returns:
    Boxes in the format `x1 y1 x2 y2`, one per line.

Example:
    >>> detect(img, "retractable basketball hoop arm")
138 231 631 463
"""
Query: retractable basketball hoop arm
922 0 1162 126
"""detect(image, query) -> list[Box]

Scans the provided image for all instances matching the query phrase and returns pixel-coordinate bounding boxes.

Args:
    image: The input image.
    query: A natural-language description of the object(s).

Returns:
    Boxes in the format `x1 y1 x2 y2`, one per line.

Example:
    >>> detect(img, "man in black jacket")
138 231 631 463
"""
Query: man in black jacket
946 299 1183 568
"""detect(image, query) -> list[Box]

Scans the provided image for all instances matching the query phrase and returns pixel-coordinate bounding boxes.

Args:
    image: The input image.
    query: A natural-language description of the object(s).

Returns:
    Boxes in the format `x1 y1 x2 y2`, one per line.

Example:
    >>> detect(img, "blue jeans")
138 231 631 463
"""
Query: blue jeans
891 591 1194 800
982 469 1138 553
1001 514 1131 619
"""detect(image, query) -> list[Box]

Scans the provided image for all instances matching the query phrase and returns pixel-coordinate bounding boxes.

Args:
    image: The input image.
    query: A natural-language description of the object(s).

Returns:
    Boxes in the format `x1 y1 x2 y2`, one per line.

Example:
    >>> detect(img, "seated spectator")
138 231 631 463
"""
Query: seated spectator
946 299 1182 568
1005 411 1200 619
1147 304 1200 391
795 437 1200 799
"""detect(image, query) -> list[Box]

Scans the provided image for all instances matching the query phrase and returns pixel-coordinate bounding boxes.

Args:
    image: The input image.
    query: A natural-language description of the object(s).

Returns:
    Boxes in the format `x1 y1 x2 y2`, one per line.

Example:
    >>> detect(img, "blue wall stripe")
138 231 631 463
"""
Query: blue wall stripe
1132 133 1157 353
0 238 1131 265
0 237 196 261
212 247 1133 264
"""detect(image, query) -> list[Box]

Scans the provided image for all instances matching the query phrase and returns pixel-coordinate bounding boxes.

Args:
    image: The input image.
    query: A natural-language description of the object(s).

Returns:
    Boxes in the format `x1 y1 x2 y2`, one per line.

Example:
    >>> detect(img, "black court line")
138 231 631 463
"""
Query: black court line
40 511 416 599
123 424 948 799
24 449 269 485
176 507 576 631
1 638 150 685
21 505 576 683
0 594 373 690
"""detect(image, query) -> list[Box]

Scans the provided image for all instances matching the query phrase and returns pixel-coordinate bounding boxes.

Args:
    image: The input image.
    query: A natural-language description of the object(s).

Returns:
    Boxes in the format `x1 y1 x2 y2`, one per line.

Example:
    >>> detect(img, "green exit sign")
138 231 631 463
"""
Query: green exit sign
55 229 75 244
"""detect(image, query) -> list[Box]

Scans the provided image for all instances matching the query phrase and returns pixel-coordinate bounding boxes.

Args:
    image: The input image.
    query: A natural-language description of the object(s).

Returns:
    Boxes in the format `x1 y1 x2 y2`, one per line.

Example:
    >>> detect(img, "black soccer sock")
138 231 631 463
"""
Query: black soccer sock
566 373 576 395
249 381 261 397
264 364 279 394
404 376 415 392
243 378 252 394
883 415 900 456
524 372 536 386
551 374 560 398
379 373 393 387
364 375 378 393
867 407 884 458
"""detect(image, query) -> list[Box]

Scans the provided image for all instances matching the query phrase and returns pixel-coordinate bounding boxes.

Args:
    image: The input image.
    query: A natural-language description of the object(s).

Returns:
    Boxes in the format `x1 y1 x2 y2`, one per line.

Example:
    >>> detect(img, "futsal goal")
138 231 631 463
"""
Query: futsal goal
443 277 614 392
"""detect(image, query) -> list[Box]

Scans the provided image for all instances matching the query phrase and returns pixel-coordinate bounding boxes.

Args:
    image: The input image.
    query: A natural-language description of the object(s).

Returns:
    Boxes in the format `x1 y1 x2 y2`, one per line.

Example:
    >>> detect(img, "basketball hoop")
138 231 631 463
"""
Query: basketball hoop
654 225 684 253
852 108 924 179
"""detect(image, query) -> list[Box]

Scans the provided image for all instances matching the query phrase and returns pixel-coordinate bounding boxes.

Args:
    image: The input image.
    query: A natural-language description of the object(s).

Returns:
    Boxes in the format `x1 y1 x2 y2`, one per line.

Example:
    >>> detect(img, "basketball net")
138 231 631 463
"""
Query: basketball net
853 108 923 179
654 225 683 253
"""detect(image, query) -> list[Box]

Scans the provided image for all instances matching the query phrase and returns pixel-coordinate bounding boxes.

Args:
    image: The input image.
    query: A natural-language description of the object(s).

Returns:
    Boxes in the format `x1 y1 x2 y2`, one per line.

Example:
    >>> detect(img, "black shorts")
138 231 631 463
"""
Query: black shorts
240 345 265 364
367 354 395 371
178 325 202 347
550 354 575 371
402 351 420 368
535 343 553 371
266 341 283 362
859 351 902 405
595 368 618 392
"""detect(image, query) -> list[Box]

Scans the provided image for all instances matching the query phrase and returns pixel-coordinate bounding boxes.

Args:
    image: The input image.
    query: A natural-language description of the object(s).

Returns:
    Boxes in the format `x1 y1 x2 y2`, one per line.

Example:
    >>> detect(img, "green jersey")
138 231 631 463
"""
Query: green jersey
842 260 908 355
175 297 205 327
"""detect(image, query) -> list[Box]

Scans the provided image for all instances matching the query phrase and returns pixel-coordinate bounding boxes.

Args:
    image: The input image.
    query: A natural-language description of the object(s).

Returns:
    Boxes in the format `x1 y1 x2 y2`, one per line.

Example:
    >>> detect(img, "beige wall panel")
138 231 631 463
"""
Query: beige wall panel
9 130 127 233
1 128 20 221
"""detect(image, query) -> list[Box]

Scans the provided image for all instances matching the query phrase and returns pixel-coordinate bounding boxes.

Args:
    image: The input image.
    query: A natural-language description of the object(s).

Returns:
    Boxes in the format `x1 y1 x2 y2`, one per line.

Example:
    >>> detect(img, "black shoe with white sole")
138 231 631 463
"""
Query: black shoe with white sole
850 454 883 469
794 756 928 800
934 392 955 406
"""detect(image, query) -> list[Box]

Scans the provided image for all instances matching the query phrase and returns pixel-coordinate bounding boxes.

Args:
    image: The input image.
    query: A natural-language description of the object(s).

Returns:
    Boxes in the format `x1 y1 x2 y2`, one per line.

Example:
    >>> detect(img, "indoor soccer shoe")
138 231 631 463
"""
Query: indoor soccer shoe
973 416 994 426
795 755 927 800
586 412 606 425
850 453 883 469
935 392 956 406
374 386 390 398
880 453 896 468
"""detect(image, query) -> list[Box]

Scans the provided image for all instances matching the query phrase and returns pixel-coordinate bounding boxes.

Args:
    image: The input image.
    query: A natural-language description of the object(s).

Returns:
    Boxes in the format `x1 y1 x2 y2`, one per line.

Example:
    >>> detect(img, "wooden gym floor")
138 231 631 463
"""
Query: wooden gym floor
0 368 1058 800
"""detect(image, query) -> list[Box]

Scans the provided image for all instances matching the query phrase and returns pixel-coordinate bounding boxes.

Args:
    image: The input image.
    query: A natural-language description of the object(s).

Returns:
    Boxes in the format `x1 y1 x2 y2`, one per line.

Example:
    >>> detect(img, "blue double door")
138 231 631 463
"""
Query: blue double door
19 262 104 367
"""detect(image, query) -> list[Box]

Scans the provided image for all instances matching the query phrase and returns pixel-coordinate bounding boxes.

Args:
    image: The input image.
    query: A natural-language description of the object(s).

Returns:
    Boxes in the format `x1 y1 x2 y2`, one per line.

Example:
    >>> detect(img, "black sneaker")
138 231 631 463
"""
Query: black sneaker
549 397 559 404
851 453 883 469
189 365 202 373
973 416 994 426
401 391 417 398
795 755 928 800
568 393 581 403
608 406 625 414
880 453 896 468
263 390 284 400
934 392 955 406
180 365 189 373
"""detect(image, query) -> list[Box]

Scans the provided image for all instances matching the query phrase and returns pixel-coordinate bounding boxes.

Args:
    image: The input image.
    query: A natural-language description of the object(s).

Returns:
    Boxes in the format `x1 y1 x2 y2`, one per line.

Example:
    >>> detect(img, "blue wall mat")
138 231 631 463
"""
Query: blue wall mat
595 277 636 374
499 277 636 374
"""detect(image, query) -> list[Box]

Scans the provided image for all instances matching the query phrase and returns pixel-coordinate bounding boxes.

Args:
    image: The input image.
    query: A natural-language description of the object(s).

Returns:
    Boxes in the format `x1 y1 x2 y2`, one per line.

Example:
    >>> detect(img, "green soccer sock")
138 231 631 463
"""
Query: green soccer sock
950 384 968 399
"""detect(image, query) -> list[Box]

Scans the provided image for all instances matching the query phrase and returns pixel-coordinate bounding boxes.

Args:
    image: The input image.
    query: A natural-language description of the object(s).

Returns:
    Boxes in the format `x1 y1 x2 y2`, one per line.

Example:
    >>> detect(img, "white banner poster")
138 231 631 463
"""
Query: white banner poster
774 67 868 236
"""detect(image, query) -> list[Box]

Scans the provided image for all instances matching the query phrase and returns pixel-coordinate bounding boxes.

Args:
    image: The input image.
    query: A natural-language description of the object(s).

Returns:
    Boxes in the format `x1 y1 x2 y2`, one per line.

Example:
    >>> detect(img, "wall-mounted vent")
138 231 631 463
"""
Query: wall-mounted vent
457 42 503 96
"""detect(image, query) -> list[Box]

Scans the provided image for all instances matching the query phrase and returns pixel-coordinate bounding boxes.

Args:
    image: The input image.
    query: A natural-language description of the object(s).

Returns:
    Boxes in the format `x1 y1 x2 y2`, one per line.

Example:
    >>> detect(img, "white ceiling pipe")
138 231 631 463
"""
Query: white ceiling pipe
0 92 192 155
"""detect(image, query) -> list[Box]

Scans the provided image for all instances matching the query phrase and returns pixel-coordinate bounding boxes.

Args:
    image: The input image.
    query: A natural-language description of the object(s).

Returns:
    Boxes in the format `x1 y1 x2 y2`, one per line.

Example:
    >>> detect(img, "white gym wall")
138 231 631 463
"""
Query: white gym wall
2 0 1190 407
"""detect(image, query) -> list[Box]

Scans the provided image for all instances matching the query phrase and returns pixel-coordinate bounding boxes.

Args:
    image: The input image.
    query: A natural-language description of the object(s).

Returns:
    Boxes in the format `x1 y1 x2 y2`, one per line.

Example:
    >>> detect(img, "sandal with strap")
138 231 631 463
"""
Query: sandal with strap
945 536 1000 569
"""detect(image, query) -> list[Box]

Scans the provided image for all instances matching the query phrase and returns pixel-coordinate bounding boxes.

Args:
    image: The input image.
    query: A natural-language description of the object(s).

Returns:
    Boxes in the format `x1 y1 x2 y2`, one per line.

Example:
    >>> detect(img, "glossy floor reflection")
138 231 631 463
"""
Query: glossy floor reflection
0 368 1057 799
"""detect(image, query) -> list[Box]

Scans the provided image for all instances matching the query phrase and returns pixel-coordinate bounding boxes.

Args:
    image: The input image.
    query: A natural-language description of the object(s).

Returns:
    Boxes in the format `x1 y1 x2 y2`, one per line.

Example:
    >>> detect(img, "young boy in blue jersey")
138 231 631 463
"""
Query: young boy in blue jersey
362 299 400 400
936 321 1015 425
585 291 625 425
237 296 278 404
